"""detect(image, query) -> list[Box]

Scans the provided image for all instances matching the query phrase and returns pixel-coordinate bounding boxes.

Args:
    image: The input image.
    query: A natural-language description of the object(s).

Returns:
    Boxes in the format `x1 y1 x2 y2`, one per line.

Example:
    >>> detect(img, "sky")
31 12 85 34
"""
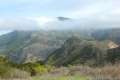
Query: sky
0 0 119 35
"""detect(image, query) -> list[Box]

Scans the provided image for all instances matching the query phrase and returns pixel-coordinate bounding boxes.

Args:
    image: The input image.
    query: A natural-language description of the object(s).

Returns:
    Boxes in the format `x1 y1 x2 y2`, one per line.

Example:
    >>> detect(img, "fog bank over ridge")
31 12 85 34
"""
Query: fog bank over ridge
0 0 118 31
0 15 118 31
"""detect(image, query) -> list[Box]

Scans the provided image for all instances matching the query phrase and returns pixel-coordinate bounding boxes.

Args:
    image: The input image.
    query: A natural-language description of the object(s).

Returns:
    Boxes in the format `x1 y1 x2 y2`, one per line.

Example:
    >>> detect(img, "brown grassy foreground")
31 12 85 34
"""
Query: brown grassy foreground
1 65 120 80
75 64 120 80
40 64 120 80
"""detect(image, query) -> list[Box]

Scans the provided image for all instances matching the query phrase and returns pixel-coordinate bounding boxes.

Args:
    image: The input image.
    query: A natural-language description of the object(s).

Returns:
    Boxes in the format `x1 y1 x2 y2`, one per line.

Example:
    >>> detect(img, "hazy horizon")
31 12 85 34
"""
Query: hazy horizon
0 0 118 34
0 1 120 79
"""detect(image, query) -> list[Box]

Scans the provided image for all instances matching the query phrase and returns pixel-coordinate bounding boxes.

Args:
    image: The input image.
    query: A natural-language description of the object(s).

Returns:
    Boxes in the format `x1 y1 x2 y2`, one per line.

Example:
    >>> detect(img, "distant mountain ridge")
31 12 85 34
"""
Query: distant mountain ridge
0 30 91 63
92 28 120 44
46 36 120 66
0 28 120 65
46 37 108 66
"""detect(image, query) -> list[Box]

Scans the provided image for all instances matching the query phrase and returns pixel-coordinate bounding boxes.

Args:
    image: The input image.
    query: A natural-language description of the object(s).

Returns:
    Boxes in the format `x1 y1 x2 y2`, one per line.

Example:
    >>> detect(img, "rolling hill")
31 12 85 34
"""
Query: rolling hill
0 30 91 63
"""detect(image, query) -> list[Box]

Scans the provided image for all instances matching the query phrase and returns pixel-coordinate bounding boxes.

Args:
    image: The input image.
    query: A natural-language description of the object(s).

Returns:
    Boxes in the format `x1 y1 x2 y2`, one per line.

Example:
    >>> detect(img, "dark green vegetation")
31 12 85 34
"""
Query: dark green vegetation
0 29 120 79
46 37 108 66
107 46 120 63
0 29 120 66
0 30 91 63
46 36 120 66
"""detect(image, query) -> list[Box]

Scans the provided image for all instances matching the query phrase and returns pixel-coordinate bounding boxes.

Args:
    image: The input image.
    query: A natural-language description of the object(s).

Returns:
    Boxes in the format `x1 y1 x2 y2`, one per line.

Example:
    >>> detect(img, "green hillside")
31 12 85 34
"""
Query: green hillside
0 30 91 63
46 37 110 66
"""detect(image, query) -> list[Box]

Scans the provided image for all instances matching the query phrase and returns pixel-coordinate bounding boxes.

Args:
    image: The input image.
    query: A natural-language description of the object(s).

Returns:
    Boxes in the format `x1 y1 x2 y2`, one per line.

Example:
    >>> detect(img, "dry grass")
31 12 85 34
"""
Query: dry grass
0 69 31 80
1 65 120 80
47 65 120 80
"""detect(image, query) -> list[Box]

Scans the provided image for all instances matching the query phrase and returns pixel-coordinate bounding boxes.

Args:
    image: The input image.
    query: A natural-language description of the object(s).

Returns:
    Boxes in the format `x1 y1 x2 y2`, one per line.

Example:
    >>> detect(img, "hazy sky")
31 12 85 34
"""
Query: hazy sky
0 0 118 33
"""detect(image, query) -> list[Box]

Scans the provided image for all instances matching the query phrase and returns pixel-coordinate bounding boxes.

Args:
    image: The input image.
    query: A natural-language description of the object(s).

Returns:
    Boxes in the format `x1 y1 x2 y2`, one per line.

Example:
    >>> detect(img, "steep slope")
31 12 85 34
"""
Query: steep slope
0 30 91 63
92 28 120 44
0 31 31 55
0 31 32 63
46 37 110 66
107 46 120 64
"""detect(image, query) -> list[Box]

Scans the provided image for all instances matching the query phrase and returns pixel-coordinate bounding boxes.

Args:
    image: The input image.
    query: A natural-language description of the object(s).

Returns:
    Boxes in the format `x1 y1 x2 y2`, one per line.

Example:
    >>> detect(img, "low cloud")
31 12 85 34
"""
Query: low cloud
0 18 40 30
0 0 118 30
0 14 119 31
